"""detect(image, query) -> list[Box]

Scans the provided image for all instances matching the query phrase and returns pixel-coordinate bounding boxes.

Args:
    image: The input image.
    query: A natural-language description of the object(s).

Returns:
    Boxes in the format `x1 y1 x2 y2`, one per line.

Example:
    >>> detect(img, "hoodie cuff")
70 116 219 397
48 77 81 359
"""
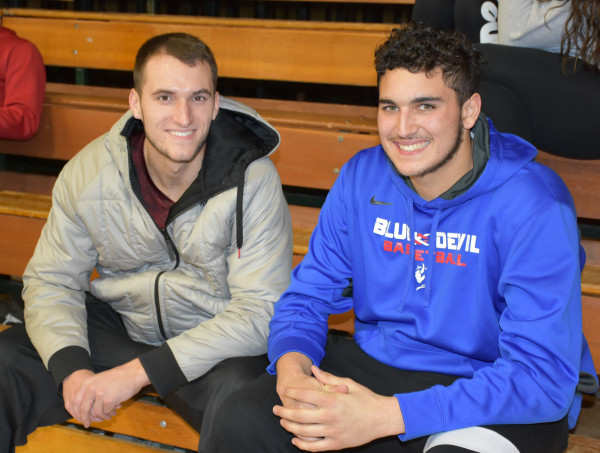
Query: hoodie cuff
396 388 445 440
48 346 93 390
138 342 188 398
267 335 325 375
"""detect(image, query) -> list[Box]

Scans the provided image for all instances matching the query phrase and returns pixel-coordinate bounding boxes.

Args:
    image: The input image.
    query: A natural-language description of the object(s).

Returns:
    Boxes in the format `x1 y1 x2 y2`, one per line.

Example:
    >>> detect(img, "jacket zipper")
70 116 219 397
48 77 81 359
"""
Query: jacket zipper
153 229 181 341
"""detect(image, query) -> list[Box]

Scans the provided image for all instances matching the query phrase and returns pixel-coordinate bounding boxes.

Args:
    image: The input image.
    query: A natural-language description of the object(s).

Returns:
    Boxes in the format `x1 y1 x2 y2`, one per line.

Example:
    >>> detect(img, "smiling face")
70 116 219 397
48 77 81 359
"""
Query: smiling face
129 52 219 167
377 68 480 200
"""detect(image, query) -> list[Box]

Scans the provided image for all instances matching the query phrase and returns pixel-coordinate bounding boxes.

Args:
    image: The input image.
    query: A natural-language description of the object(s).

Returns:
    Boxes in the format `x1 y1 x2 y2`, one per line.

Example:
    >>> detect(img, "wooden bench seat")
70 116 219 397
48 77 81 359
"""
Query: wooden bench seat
15 431 600 453
1 7 599 452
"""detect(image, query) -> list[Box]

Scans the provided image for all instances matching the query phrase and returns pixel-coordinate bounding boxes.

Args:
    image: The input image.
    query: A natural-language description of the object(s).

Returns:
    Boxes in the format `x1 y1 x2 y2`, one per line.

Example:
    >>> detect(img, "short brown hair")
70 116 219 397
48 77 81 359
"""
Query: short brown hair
133 33 218 93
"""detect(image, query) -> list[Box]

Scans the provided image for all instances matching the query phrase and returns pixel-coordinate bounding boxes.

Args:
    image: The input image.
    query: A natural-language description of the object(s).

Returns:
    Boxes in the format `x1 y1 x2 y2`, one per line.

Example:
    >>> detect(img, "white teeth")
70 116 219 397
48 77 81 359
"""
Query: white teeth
170 130 193 137
398 141 429 152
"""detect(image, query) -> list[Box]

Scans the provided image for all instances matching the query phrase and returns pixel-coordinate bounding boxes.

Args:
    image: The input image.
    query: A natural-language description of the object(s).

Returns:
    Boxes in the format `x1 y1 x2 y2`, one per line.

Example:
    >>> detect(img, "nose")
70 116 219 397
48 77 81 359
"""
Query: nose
394 109 418 138
173 100 192 127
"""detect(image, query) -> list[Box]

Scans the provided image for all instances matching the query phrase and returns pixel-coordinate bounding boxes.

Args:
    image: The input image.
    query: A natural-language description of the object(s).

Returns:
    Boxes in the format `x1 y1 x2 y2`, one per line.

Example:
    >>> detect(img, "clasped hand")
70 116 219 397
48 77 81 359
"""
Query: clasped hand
274 365 404 452
62 359 148 427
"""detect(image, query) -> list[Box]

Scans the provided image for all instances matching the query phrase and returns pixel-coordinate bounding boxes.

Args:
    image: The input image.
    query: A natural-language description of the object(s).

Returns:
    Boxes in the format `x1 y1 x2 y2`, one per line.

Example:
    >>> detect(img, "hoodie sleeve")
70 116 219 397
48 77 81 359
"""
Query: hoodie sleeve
397 170 593 439
267 162 355 373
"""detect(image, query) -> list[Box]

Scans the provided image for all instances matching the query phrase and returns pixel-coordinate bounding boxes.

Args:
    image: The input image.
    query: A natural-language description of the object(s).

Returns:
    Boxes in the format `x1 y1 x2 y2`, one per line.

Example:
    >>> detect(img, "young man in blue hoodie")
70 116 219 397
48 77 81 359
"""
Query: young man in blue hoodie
204 22 598 453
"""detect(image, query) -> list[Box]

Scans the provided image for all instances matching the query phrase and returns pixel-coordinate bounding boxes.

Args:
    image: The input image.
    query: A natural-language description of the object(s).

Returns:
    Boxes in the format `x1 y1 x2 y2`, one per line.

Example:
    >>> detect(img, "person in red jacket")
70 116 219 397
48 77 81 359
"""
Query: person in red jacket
0 26 45 140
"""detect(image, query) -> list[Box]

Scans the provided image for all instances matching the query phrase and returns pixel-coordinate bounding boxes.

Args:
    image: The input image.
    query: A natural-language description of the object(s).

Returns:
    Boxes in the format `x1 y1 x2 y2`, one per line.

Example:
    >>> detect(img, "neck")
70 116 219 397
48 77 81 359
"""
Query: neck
411 135 474 201
143 143 204 202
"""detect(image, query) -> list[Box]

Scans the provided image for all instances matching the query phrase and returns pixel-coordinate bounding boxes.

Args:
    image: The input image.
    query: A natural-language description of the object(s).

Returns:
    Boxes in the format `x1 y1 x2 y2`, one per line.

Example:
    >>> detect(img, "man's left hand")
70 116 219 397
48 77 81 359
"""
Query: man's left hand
67 358 150 427
273 366 405 452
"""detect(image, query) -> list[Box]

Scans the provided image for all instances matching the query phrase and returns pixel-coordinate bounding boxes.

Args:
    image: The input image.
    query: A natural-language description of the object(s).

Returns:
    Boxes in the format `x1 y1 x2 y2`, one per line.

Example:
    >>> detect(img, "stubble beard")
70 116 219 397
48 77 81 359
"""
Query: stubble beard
399 120 465 179
146 134 207 165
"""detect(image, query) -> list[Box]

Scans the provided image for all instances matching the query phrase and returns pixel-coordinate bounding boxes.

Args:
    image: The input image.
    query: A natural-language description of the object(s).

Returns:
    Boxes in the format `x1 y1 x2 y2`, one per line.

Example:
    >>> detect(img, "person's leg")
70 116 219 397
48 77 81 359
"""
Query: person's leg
0 324 70 453
424 416 569 453
325 340 569 452
208 333 572 453
0 293 157 452
204 334 455 453
478 80 533 142
84 294 270 451
477 43 600 159
199 371 285 453
172 354 269 451
327 339 569 453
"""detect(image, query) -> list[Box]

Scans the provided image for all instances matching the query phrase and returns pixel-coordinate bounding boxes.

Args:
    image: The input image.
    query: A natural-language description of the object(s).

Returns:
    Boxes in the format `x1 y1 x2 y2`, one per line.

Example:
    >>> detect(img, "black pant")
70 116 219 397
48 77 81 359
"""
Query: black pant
0 295 268 453
477 43 600 160
204 335 569 453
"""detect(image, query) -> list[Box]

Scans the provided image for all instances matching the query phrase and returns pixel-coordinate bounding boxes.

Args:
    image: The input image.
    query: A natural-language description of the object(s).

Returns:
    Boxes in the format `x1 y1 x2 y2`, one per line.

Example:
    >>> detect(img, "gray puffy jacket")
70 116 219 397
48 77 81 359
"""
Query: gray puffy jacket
23 96 293 396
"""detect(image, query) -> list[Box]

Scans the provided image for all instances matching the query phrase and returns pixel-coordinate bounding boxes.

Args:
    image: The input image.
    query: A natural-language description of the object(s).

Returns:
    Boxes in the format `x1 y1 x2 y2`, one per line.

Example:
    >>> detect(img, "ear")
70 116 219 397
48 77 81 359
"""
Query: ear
461 93 481 130
129 88 143 120
212 92 220 120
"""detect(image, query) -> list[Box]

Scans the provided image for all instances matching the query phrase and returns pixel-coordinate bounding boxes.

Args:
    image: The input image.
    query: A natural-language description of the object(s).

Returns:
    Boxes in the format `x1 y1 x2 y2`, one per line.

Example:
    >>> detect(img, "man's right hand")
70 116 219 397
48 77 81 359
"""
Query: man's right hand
62 359 148 428
62 369 116 427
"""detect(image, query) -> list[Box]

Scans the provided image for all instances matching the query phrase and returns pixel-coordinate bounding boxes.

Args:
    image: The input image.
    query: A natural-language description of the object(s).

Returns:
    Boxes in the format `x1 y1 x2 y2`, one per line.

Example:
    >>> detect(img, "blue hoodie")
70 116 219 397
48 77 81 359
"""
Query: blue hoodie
268 117 598 440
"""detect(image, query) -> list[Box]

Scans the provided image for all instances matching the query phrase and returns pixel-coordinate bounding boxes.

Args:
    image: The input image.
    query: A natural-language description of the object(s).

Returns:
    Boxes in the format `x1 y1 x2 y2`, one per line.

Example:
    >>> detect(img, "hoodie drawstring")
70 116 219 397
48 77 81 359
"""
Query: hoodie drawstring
236 169 245 258
424 209 442 306
399 199 415 311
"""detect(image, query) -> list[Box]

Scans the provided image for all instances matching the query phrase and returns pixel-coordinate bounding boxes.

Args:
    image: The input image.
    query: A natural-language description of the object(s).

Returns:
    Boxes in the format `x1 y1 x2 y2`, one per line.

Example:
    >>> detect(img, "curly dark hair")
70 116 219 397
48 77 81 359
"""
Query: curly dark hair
375 22 483 106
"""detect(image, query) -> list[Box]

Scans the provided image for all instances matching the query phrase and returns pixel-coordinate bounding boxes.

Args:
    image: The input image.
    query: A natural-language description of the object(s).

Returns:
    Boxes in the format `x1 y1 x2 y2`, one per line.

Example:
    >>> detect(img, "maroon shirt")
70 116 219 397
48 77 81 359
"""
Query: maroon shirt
130 130 174 229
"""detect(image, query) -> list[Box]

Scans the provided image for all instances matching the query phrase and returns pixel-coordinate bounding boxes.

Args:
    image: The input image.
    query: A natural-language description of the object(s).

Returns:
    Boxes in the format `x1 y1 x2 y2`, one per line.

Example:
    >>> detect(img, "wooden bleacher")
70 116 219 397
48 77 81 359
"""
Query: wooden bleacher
0 7 598 452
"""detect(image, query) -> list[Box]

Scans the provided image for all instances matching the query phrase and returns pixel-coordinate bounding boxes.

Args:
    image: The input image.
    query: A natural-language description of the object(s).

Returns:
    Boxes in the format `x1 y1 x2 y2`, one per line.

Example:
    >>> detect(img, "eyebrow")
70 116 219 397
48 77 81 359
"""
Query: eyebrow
378 98 395 105
378 96 444 106
151 88 213 97
412 96 443 104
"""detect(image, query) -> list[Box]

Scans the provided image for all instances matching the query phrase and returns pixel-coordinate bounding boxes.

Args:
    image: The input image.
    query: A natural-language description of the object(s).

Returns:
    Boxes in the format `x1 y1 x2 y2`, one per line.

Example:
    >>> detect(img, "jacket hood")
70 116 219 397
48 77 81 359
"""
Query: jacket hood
390 115 538 210
387 115 538 304
108 95 281 252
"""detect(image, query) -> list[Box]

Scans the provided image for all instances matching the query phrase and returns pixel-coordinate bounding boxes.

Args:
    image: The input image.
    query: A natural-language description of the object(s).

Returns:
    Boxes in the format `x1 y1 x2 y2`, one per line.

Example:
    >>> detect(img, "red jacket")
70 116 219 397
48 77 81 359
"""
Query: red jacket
0 26 45 140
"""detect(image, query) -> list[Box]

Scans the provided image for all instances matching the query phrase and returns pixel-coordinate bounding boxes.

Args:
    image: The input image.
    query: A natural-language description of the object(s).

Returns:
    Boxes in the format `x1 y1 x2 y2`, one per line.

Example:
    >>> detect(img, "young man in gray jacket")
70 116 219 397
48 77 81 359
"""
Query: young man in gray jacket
0 32 292 453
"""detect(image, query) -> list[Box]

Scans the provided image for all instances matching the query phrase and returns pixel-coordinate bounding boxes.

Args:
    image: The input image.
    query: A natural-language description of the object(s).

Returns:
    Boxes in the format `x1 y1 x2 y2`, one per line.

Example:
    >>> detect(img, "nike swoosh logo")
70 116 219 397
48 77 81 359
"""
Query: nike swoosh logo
370 196 393 206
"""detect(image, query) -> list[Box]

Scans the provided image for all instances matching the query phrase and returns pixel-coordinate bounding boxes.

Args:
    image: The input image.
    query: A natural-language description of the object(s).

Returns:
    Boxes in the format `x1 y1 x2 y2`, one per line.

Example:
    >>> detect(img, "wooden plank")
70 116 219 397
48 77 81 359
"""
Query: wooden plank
1 86 379 164
582 266 600 298
0 212 45 277
536 151 600 221
0 191 52 219
0 8 394 31
584 239 600 267
13 413 600 453
273 126 377 190
0 171 56 195
0 100 123 161
16 425 166 453
583 294 600 373
567 434 600 453
289 205 319 259
68 397 199 451
1 9 390 87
